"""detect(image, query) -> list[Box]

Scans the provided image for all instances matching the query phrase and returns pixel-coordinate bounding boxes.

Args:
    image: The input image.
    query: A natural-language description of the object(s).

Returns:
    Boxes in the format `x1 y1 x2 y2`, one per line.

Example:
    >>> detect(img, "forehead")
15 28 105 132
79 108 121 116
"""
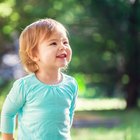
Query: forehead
51 28 67 38
42 28 68 42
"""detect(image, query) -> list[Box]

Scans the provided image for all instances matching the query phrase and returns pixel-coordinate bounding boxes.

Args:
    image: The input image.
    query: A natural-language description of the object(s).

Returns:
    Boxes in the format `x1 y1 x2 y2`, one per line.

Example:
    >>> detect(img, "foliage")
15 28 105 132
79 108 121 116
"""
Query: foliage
0 0 140 108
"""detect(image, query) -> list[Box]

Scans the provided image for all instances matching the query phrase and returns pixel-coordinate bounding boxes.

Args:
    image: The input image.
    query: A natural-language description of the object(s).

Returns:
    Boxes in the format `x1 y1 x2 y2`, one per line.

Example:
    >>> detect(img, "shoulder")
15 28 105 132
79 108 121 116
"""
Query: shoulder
12 73 35 91
63 73 77 84
14 73 34 84
62 73 78 93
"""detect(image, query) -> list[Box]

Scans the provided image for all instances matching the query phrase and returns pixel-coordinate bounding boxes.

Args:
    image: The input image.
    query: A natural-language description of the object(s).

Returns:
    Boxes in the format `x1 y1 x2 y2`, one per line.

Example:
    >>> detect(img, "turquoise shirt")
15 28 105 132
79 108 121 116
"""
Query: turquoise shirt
0 73 78 140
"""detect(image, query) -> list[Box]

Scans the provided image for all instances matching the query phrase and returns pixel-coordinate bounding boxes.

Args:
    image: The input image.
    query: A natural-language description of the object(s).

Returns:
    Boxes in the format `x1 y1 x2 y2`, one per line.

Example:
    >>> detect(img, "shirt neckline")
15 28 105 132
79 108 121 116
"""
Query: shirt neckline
32 73 64 87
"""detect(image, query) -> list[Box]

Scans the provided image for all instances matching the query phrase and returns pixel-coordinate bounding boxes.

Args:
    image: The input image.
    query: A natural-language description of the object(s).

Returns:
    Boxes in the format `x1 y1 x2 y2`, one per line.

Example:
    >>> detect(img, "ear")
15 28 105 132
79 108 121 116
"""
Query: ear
28 48 40 62
31 56 39 62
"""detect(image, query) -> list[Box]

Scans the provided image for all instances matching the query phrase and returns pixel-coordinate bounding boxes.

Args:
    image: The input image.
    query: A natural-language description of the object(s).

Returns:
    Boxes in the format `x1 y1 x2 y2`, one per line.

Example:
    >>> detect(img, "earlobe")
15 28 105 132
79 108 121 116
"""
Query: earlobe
31 56 40 62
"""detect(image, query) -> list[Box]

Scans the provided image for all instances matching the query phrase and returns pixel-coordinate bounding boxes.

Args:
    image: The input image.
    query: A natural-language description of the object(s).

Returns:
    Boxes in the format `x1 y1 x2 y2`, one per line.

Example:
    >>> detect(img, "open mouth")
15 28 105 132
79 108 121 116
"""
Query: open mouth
56 54 67 58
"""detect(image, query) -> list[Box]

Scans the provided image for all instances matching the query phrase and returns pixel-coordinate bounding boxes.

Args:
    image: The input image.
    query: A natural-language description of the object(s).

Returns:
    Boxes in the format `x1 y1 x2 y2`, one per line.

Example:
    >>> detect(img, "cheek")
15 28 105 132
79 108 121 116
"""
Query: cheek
67 48 72 62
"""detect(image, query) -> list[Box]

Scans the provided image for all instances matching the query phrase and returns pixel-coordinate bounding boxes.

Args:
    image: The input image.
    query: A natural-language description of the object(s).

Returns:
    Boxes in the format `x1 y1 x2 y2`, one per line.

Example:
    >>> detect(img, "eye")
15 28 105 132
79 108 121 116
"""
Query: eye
63 41 69 45
50 42 57 46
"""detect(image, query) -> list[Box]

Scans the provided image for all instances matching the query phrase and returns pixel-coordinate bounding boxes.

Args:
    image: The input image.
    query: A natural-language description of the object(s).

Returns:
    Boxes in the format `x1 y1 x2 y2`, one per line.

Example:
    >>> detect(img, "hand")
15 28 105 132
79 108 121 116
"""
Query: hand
2 133 14 140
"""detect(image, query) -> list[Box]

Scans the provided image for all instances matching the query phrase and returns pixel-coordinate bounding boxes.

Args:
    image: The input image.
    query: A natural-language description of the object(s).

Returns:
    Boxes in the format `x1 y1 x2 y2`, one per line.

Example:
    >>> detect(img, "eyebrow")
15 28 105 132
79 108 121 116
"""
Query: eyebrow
49 39 58 42
49 38 68 42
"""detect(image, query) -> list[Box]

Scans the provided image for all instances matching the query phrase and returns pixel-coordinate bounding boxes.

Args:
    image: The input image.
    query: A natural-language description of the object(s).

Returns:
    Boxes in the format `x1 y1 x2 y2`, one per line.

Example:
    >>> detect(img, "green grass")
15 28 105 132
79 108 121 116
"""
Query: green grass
71 109 140 140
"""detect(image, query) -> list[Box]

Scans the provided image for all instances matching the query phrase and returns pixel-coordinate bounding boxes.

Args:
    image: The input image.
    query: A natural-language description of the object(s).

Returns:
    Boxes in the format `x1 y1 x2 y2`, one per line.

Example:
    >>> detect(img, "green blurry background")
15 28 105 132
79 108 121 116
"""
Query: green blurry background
0 0 140 139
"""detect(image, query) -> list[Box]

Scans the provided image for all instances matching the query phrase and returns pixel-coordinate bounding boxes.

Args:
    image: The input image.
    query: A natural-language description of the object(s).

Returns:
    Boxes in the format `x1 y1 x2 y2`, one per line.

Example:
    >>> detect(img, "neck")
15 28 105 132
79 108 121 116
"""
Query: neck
35 69 62 85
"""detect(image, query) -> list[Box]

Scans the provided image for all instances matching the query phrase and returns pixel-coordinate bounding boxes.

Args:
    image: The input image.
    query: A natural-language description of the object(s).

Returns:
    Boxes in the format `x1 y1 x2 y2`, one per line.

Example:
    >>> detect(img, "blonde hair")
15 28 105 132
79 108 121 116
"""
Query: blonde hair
19 18 67 73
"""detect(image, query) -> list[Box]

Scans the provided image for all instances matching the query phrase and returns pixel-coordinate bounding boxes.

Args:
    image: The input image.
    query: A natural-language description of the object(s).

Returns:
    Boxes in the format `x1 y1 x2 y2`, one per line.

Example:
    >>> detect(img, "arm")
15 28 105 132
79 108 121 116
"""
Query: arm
2 133 14 140
69 80 78 127
69 93 78 127
0 79 26 137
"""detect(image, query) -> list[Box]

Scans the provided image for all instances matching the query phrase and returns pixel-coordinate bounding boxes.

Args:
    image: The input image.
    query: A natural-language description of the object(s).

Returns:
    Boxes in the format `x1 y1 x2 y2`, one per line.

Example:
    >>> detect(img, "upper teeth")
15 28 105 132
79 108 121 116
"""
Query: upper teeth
59 54 66 57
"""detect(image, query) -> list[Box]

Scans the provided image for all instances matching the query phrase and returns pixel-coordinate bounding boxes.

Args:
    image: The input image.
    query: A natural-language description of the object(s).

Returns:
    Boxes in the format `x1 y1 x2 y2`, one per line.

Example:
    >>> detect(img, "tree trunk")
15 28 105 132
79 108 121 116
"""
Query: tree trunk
126 0 140 108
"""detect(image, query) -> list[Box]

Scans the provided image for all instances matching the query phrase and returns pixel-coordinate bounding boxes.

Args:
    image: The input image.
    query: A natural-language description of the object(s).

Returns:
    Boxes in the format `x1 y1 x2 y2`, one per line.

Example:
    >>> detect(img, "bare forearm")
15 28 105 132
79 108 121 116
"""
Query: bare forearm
2 133 14 140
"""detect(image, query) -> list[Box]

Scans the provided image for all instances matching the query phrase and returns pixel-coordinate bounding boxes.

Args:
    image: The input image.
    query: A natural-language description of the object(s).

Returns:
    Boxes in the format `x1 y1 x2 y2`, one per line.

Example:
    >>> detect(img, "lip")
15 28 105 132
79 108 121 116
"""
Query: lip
56 53 67 58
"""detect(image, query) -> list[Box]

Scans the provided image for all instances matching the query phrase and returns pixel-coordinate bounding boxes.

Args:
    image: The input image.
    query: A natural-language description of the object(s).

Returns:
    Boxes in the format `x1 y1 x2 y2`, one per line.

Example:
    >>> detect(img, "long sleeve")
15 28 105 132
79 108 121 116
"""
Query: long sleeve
0 79 26 133
69 80 78 127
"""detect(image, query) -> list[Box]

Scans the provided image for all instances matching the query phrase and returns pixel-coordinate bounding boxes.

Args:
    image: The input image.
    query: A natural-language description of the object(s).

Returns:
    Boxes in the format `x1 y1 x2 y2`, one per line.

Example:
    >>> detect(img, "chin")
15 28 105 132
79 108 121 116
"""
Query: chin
58 63 68 68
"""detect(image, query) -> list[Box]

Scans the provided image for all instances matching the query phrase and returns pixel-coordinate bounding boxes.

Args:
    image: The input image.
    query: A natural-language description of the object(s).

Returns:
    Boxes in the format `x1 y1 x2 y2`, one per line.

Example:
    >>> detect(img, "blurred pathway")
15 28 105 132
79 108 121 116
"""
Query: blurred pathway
73 117 121 128
73 98 124 128
76 98 126 111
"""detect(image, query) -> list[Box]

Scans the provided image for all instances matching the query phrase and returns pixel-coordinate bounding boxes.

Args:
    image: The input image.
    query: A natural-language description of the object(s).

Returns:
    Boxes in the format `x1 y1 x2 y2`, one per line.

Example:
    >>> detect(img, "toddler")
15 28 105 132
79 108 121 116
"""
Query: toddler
0 18 78 140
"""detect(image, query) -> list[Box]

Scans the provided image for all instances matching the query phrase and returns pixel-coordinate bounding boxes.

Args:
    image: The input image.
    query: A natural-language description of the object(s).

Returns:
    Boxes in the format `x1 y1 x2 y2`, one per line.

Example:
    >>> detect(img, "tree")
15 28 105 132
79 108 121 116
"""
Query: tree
70 0 140 108
0 0 140 108
126 0 140 108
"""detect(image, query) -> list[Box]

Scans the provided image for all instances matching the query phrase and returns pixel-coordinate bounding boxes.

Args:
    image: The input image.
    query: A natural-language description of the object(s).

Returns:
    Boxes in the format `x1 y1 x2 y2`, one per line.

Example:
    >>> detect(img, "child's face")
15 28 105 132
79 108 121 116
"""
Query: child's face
35 28 72 71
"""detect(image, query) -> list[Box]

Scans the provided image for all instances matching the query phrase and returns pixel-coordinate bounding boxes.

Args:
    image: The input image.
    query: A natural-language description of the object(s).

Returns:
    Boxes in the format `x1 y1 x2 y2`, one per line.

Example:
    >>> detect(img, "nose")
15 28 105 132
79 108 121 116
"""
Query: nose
59 43 66 50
